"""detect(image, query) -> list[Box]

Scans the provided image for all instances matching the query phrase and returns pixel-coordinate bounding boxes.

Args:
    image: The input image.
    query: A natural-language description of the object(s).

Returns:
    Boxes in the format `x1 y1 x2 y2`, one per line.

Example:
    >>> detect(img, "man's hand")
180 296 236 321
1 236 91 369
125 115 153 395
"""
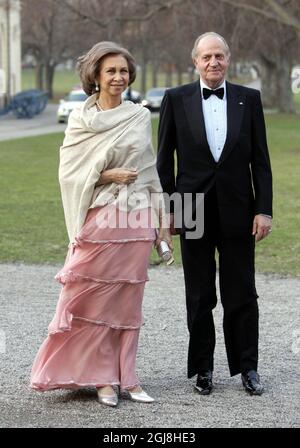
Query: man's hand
97 168 138 186
252 215 272 242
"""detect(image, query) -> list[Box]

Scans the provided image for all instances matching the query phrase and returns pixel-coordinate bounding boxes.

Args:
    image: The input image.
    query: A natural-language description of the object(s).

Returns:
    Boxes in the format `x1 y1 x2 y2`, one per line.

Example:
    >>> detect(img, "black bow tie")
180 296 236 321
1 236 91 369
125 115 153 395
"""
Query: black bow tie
203 87 224 100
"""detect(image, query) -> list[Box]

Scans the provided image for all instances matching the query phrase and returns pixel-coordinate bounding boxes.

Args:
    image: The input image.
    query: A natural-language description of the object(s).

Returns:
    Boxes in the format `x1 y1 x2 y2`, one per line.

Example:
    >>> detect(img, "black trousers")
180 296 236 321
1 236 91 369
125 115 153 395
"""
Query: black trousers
180 188 259 378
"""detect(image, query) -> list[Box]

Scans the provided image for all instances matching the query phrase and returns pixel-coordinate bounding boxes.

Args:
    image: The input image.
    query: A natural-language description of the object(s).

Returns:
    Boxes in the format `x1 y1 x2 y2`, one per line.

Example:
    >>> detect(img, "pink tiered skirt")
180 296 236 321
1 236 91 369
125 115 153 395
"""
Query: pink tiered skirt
30 205 156 391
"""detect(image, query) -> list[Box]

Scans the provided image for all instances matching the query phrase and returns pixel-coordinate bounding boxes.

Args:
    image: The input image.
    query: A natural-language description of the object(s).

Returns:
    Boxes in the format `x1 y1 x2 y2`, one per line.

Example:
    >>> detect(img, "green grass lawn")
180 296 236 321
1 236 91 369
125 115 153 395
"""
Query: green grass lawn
0 113 299 274
255 113 300 275
294 90 300 113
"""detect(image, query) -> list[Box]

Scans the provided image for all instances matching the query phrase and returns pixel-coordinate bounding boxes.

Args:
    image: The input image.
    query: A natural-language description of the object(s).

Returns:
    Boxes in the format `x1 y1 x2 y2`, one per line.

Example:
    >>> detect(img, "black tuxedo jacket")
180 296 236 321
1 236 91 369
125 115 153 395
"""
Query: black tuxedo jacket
157 81 273 237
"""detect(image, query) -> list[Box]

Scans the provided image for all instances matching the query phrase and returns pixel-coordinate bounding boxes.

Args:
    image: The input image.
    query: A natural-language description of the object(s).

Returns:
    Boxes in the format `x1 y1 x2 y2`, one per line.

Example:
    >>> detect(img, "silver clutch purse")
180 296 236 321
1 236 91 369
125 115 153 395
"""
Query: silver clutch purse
156 240 174 266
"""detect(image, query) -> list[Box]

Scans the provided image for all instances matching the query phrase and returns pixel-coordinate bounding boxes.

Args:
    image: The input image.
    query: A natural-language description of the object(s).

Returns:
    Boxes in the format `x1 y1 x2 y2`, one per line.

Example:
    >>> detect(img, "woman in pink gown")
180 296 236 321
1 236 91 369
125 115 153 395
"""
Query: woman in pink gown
30 41 172 407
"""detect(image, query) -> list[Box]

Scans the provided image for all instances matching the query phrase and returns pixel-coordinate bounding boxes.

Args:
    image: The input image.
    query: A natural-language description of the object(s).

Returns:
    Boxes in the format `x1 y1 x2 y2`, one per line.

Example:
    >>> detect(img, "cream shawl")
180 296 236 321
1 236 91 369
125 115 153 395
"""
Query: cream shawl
59 94 165 244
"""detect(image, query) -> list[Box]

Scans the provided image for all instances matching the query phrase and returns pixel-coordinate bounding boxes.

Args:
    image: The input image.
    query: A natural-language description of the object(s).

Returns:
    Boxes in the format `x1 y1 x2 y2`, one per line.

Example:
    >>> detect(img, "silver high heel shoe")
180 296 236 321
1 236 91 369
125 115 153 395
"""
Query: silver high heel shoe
122 388 155 403
97 387 118 407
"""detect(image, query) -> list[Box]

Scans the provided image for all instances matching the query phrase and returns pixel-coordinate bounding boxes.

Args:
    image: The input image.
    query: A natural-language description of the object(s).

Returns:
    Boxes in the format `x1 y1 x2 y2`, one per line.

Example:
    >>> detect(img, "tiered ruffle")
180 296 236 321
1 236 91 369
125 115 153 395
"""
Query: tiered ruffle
30 205 155 391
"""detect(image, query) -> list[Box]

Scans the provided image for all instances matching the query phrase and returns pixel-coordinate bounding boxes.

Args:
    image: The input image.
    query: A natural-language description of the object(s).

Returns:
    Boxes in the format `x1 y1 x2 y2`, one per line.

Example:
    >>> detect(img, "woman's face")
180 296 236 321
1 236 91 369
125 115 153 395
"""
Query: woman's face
97 54 129 98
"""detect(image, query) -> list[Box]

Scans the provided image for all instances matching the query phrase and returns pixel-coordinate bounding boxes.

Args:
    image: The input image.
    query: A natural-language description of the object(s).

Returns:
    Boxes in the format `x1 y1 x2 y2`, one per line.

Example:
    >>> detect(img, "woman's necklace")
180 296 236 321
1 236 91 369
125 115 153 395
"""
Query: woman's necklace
96 99 104 111
96 98 121 111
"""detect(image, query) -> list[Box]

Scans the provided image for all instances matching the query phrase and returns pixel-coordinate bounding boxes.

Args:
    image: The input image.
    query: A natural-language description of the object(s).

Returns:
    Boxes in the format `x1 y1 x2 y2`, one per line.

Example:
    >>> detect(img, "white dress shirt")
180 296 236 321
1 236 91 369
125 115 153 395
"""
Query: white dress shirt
200 79 227 162
200 79 272 220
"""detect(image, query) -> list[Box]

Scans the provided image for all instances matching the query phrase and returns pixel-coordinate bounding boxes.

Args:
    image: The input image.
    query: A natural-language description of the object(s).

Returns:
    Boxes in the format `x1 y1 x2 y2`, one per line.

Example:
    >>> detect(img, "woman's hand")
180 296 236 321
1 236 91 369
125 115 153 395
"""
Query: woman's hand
96 168 138 186
155 228 173 252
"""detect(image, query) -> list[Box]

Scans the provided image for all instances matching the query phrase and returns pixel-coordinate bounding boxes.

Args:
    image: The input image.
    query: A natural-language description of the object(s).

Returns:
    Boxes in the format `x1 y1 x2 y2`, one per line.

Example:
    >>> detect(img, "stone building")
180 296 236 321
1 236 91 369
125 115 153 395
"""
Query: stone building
0 0 21 108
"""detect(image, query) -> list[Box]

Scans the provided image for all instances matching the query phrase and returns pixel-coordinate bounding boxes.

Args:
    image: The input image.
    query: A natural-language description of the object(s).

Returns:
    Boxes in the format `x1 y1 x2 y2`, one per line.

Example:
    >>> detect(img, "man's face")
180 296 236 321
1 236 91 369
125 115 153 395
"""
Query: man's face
193 36 230 89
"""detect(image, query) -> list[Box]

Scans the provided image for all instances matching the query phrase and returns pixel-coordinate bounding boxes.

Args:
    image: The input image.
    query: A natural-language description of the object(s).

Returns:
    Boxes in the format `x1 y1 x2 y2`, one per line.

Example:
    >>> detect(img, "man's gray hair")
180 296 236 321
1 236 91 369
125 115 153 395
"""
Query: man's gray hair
191 32 231 59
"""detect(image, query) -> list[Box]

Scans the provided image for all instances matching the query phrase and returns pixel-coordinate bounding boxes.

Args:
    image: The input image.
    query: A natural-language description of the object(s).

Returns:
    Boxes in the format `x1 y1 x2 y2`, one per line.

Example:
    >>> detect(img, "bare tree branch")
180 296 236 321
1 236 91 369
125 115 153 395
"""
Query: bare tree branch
218 0 300 32
264 0 300 31
58 0 186 27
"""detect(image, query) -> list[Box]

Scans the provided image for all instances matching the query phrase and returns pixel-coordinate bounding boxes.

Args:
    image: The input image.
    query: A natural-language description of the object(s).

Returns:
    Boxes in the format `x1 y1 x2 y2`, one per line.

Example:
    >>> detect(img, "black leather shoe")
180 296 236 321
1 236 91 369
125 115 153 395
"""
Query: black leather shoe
241 370 264 396
194 370 213 395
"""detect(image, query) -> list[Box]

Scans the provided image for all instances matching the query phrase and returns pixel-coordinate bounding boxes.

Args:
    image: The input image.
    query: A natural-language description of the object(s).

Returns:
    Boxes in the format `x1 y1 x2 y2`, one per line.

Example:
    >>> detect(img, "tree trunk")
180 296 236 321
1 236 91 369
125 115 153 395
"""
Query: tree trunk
177 67 182 86
35 63 44 90
228 61 238 81
260 54 295 113
165 63 172 87
259 56 277 109
276 58 295 113
188 66 195 83
140 60 147 96
140 44 148 95
252 63 261 79
45 63 55 99
152 61 158 88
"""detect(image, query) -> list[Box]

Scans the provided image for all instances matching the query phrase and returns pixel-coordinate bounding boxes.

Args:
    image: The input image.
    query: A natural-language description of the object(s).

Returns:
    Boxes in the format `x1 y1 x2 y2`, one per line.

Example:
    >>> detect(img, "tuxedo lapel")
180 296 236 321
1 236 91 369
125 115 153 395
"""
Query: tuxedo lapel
218 81 246 165
182 82 216 166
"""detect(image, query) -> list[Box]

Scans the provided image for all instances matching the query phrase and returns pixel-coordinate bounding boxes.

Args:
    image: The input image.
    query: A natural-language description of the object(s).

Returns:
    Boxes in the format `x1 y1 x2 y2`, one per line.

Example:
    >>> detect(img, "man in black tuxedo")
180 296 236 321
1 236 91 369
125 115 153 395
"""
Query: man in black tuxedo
157 32 272 395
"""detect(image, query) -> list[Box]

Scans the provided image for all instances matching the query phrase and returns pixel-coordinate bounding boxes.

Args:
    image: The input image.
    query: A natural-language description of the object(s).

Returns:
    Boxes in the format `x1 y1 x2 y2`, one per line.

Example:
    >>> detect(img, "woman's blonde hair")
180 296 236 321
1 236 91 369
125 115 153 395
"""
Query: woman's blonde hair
76 41 137 96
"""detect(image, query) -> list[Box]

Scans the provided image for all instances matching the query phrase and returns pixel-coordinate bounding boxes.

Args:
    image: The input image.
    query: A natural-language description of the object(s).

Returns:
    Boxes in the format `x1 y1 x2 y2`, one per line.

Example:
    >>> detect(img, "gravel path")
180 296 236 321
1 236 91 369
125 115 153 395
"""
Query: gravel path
0 263 299 428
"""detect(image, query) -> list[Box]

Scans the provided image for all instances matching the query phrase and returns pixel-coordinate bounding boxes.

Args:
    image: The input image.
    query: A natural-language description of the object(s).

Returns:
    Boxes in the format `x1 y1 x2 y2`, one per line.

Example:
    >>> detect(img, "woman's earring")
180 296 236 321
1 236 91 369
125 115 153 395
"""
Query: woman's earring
95 84 99 91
